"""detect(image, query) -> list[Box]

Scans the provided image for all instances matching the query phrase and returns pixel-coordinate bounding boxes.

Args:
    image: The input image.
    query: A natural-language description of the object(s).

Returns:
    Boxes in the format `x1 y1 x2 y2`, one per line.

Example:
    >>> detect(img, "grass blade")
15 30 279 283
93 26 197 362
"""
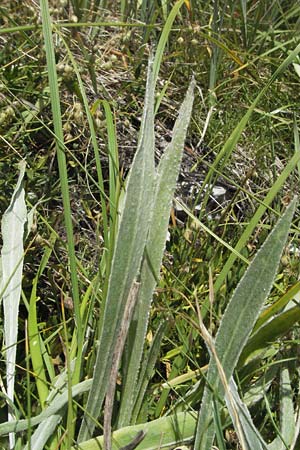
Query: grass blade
40 0 82 389
239 0 247 46
130 321 168 424
153 0 186 87
23 414 63 450
102 99 120 281
195 198 297 449
28 233 57 409
60 34 110 274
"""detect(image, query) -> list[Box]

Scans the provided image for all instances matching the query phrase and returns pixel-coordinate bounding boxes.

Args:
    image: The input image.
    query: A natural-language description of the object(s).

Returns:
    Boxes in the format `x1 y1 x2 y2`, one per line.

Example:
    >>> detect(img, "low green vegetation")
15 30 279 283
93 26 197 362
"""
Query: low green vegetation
0 1 300 449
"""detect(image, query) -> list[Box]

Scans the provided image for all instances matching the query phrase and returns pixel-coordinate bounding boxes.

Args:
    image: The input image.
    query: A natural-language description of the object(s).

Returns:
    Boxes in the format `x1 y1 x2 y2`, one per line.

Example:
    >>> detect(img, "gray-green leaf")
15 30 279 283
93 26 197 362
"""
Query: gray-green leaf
195 198 297 449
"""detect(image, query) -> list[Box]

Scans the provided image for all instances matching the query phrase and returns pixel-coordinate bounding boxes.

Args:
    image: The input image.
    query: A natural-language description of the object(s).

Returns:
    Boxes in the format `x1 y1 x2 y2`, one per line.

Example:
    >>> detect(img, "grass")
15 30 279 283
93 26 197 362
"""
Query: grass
0 0 300 449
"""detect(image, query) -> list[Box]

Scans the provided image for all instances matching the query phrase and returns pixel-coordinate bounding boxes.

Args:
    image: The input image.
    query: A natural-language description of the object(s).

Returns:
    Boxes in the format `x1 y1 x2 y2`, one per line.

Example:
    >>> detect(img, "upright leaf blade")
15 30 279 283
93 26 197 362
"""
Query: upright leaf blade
195 198 297 449
118 79 195 427
78 58 156 442
28 234 57 410
40 1 82 405
1 160 27 449
152 0 186 87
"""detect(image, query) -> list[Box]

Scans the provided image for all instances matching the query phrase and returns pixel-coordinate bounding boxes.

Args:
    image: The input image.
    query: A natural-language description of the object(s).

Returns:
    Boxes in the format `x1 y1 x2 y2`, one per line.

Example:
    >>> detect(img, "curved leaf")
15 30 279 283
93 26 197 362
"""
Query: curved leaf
239 304 300 367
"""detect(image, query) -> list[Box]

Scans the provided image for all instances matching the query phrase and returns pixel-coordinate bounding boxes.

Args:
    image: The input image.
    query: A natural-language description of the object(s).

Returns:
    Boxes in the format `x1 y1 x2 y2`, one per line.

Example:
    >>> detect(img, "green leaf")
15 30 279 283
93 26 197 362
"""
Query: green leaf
23 414 63 450
118 79 195 427
78 57 156 443
239 0 247 44
153 0 186 87
40 0 82 407
239 304 300 367
130 321 168 424
254 280 300 332
28 233 57 410
195 198 297 450
24 361 76 450
73 411 196 450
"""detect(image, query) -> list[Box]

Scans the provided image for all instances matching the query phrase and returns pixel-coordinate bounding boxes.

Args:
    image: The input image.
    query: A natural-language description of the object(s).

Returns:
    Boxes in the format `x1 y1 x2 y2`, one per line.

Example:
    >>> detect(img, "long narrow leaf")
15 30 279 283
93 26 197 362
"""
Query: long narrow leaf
23 414 63 450
0 379 92 436
39 0 82 392
152 0 186 87
60 34 110 273
0 375 189 450
130 321 168 424
28 233 57 409
118 79 195 427
78 58 156 442
1 160 27 449
239 0 247 45
24 359 76 450
195 198 297 449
